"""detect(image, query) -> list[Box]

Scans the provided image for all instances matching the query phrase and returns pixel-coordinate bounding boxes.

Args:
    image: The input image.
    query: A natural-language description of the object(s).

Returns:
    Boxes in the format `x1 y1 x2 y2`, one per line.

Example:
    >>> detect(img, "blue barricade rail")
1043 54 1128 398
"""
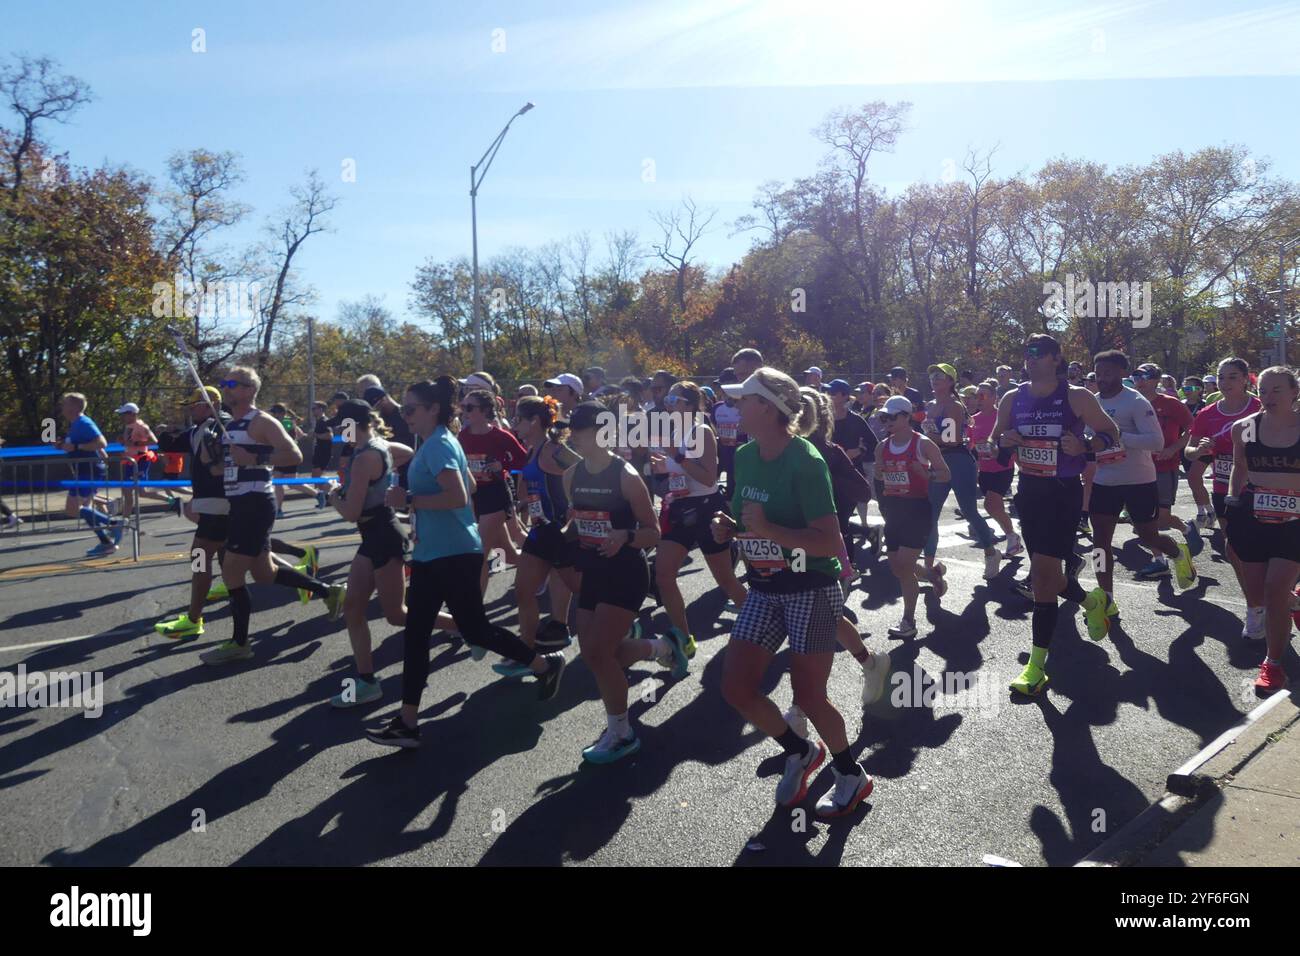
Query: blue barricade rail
1 435 346 460
1 476 338 490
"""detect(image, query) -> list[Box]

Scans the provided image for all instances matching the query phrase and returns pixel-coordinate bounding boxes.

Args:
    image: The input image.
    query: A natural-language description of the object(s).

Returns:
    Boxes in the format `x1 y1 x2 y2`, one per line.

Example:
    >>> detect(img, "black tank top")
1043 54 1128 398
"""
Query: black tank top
1244 412 1300 478
570 454 636 557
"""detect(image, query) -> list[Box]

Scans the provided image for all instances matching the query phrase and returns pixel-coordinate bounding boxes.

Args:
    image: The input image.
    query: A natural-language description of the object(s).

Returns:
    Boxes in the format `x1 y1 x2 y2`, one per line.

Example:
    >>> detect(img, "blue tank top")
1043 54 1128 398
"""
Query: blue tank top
521 441 569 523
1009 380 1087 479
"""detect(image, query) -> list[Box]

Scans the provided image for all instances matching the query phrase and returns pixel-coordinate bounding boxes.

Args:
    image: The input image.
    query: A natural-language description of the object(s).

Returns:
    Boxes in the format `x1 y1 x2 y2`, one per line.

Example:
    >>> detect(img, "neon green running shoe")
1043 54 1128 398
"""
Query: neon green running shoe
206 580 229 601
299 543 319 578
1009 662 1049 696
1173 543 1197 591
670 625 697 660
1082 587 1111 642
154 613 203 639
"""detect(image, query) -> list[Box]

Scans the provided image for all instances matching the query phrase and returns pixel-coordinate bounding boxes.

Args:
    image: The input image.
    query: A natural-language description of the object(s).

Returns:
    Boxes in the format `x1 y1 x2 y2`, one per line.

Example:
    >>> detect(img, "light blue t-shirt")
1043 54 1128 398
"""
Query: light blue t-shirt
409 425 481 561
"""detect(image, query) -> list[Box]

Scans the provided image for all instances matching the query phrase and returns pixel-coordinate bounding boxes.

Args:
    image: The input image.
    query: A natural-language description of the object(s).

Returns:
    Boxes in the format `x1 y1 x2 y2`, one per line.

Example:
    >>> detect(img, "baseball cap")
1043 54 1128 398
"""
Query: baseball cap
583 366 606 379
460 374 494 390
927 363 957 382
362 386 387 405
567 401 612 432
115 402 140 415
721 373 799 418
827 379 852 395
803 366 823 377
856 381 872 392
881 395 913 416
544 373 584 394
1134 363 1162 380
718 367 738 385
336 399 374 427
960 385 979 399
183 386 221 406
331 391 349 403
1024 334 1062 357
889 366 908 379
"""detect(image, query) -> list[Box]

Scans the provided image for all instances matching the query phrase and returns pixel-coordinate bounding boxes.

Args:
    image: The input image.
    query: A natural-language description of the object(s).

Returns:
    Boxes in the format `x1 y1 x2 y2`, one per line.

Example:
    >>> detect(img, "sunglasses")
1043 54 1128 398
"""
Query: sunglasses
219 379 251 389
400 403 427 416
461 403 485 413
1023 348 1052 359
877 412 906 423
1184 385 1201 391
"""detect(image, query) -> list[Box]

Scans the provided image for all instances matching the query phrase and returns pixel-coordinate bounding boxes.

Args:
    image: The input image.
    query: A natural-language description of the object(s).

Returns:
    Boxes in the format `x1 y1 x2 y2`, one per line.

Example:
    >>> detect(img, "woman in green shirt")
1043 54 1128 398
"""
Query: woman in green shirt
712 367 873 819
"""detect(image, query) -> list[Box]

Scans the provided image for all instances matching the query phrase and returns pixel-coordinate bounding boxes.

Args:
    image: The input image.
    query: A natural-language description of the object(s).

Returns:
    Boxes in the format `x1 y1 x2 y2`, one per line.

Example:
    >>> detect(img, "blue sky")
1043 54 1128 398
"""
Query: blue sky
10 0 1300 328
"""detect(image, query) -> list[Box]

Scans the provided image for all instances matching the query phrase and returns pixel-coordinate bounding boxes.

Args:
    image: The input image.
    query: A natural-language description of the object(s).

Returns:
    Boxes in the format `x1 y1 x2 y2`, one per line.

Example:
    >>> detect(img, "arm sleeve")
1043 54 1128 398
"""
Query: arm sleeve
1123 395 1166 452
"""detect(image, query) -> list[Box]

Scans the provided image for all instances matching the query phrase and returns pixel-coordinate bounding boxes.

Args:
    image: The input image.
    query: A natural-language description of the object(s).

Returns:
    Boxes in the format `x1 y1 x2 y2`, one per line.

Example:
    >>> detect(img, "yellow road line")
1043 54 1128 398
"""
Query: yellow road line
0 534 360 582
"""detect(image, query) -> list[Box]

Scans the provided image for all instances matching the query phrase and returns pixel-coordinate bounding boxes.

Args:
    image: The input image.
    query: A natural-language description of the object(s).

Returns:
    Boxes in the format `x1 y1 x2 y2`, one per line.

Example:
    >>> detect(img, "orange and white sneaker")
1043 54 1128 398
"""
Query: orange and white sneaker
816 765 873 818
1254 661 1289 697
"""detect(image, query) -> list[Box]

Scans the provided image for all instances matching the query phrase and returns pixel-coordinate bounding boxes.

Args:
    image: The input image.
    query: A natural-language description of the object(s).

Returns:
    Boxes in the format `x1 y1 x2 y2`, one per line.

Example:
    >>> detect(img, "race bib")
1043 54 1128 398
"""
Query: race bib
1252 487 1300 523
467 454 489 481
224 465 238 484
718 423 738 445
1017 439 1058 477
526 495 544 520
975 441 994 461
736 533 786 575
1096 440 1127 467
668 472 688 493
1213 454 1233 481
882 462 911 496
574 509 613 548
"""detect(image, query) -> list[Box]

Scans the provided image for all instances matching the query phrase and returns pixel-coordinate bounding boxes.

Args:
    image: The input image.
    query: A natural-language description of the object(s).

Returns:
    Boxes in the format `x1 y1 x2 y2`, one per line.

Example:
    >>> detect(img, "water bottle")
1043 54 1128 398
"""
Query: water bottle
389 471 399 489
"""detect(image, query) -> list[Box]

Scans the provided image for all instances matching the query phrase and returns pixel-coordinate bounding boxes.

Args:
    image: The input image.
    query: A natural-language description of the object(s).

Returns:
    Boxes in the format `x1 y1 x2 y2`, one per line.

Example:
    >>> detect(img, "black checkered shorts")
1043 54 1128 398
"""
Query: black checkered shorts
731 582 841 655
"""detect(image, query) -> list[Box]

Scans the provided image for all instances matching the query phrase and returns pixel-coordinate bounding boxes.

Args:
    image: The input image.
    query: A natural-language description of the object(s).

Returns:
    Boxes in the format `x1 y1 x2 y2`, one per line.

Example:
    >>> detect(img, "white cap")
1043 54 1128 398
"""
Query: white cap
115 402 140 415
803 366 823 377
882 395 913 416
721 373 798 418
544 373 584 394
459 374 493 390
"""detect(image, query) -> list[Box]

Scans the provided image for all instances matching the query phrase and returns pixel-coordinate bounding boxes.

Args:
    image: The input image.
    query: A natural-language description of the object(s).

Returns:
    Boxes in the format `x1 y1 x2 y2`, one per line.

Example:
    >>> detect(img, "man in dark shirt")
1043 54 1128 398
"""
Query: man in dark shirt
361 386 415 487
828 379 876 468
888 367 925 431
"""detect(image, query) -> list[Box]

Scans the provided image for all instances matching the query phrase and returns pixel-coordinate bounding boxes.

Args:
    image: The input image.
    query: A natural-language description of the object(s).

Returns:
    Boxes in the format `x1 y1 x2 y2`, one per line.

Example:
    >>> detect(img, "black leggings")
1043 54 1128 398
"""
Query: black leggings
402 553 538 706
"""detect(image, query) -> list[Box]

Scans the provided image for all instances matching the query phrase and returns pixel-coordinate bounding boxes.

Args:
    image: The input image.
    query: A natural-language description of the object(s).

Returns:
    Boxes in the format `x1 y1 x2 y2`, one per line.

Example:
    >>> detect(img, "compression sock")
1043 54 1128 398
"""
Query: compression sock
274 566 328 597
230 587 252 646
1032 601 1058 650
271 538 306 559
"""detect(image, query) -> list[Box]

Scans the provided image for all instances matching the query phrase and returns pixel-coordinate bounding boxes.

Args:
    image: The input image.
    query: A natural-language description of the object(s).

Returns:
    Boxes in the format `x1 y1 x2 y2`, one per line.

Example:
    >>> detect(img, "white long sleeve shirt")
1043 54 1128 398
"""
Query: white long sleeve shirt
1090 386 1165 486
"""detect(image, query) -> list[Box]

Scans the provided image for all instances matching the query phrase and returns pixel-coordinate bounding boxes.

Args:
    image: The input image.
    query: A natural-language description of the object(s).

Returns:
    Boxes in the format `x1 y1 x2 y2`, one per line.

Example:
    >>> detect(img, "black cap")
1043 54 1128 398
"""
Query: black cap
331 391 349 403
1024 333 1061 356
718 366 737 385
889 366 908 379
362 386 387 405
567 401 611 432
337 399 373 426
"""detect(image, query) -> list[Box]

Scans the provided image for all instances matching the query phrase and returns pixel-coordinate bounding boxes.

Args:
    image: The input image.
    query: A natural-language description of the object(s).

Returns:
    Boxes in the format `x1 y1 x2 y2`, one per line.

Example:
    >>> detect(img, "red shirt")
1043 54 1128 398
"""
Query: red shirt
457 425 527 485
1149 393 1192 474
880 432 929 498
1189 397 1261 493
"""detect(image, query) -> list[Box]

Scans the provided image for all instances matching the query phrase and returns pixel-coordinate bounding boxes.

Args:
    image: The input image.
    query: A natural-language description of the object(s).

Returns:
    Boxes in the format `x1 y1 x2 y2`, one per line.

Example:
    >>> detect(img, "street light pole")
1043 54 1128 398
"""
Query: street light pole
470 102 534 373
1279 237 1299 366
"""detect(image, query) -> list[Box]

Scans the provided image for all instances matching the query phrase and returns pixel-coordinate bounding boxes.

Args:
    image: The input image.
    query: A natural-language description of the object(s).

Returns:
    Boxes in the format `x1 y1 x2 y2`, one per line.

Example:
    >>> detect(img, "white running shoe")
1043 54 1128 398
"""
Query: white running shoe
815 765 873 818
983 549 1000 581
1242 607 1266 641
783 705 809 739
775 740 825 807
1002 531 1022 559
887 618 917 638
861 653 889 705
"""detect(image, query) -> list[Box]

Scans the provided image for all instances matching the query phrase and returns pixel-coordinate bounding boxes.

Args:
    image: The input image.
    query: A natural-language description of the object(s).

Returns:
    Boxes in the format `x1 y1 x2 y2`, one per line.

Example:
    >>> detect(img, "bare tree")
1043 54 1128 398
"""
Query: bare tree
255 169 338 370
650 196 716 362
0 55 91 195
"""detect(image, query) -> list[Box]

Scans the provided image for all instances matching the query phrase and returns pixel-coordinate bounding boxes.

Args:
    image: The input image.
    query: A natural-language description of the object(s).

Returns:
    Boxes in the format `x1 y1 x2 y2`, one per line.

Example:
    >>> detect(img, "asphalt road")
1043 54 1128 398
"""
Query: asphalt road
0 492 1287 867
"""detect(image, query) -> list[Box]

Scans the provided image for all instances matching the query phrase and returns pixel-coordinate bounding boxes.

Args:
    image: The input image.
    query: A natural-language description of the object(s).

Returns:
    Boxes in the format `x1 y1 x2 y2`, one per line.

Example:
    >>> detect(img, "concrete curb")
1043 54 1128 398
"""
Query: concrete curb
1076 689 1296 867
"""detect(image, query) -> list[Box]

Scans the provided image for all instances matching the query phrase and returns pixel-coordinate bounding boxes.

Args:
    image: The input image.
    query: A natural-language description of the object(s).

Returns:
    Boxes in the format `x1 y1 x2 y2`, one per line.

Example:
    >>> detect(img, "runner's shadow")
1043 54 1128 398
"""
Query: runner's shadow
0 585 164 630
475 644 785 865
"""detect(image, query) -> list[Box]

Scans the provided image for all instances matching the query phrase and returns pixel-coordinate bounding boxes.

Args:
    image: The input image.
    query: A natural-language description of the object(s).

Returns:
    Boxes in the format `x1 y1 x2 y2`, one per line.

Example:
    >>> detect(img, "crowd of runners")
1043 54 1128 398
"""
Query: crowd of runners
14 338 1300 820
